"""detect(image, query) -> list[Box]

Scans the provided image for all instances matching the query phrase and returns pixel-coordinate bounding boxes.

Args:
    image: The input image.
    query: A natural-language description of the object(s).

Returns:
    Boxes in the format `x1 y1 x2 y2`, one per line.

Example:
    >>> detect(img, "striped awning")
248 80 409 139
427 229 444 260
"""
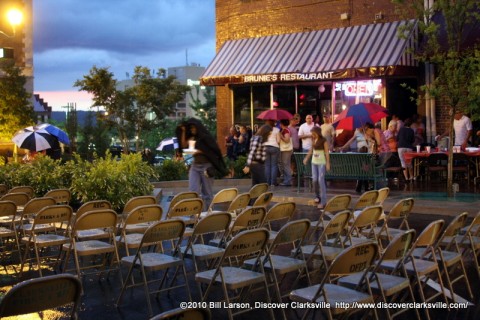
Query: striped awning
201 20 418 86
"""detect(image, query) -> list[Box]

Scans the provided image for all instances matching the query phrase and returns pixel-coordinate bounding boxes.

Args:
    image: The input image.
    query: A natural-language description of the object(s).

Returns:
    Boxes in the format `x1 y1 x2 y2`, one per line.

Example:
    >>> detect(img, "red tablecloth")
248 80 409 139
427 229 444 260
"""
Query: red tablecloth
404 151 480 165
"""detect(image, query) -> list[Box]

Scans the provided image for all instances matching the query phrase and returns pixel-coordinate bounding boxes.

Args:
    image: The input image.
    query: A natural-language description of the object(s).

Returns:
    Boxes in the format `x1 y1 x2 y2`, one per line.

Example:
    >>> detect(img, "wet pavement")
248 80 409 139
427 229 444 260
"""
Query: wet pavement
1 177 480 319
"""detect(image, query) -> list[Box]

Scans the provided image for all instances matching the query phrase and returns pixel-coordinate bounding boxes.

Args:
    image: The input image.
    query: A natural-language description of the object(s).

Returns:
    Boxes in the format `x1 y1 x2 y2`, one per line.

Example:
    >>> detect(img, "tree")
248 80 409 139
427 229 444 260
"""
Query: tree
189 85 217 135
0 61 34 140
393 0 480 196
75 65 190 153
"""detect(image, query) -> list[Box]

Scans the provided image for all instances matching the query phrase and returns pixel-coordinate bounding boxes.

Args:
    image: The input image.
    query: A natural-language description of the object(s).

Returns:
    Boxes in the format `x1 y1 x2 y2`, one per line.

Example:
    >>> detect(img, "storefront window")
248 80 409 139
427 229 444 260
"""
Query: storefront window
333 79 382 120
272 85 296 115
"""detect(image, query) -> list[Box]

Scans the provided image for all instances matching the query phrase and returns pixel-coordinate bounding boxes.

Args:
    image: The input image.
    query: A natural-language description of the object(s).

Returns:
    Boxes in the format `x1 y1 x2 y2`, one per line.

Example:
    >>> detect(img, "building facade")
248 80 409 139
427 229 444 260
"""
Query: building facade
203 0 424 151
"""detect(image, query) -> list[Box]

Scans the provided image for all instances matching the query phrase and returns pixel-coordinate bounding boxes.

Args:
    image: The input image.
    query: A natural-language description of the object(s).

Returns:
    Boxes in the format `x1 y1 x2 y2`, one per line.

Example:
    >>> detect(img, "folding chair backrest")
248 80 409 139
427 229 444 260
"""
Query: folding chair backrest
464 212 480 236
74 209 118 232
23 197 57 216
125 204 163 225
0 192 30 207
414 219 445 248
375 187 390 205
208 188 238 212
44 189 71 204
271 219 310 247
388 198 415 219
9 186 34 198
381 229 416 261
0 273 82 318
232 206 267 231
141 220 186 245
322 210 351 238
329 241 378 276
167 198 204 219
227 193 251 212
192 212 232 236
123 195 157 214
263 202 296 226
76 200 112 219
224 228 270 258
0 184 8 197
441 212 468 238
353 190 379 210
249 183 269 200
150 307 211 320
33 205 72 229
169 191 199 209
0 200 17 217
251 191 273 207
351 205 383 229
324 194 351 213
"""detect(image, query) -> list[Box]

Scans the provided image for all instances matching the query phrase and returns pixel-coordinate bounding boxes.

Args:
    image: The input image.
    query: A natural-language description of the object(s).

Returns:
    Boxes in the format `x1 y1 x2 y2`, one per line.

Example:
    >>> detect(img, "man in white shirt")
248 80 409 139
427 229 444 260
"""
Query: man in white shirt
298 115 317 152
436 110 472 149
320 115 335 151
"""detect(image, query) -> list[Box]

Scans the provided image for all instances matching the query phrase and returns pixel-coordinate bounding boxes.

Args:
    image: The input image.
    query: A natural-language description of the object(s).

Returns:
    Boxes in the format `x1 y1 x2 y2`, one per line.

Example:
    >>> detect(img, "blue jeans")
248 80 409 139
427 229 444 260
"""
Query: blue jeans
265 146 280 186
312 163 327 206
280 150 293 185
189 162 214 210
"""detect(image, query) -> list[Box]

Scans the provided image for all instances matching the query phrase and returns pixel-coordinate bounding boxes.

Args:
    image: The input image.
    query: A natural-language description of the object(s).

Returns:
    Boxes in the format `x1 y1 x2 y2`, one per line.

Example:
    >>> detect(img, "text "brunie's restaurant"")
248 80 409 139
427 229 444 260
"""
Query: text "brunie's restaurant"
244 72 334 83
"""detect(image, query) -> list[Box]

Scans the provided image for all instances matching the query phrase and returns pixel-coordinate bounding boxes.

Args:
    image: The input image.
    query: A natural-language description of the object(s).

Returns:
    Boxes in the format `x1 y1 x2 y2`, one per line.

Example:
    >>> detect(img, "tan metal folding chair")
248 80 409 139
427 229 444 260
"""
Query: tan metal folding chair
201 188 238 215
72 200 113 240
122 195 157 215
17 197 57 237
375 187 390 205
299 210 351 279
150 307 211 320
195 228 274 320
20 204 72 277
314 194 352 231
63 209 121 281
249 191 273 208
423 212 473 304
376 198 415 242
352 190 379 211
8 185 35 198
166 198 204 239
0 200 21 273
378 219 448 320
116 204 163 256
116 220 191 317
244 219 311 320
0 192 31 209
0 273 82 319
168 191 199 211
453 211 480 280
261 201 296 242
222 192 251 218
339 229 420 320
345 205 384 248
248 183 269 205
44 188 72 204
290 241 379 320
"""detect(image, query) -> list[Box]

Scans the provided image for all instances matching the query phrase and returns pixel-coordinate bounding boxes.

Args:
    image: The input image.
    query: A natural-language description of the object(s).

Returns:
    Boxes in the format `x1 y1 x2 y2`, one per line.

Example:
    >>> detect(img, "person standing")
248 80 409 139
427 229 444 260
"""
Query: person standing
237 125 249 157
397 118 415 181
177 118 228 210
383 120 398 152
320 115 335 151
263 119 281 187
243 124 272 186
279 119 293 186
298 115 317 152
225 126 239 161
436 110 473 150
303 126 330 208
289 115 301 152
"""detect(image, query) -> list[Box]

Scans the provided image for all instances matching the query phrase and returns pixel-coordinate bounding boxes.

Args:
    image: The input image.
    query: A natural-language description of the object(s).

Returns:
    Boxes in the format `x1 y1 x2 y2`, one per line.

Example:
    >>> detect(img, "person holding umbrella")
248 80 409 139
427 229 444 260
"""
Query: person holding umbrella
176 118 228 210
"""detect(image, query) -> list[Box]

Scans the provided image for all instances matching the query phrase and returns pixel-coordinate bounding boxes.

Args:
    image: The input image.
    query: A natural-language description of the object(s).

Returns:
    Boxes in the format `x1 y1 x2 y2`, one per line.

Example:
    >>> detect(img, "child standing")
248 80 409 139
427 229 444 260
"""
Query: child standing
303 126 330 209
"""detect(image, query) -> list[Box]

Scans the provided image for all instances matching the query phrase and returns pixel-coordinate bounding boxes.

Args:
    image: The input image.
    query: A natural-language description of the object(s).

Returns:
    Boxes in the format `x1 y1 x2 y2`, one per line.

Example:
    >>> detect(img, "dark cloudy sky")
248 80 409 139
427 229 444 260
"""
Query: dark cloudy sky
33 0 216 109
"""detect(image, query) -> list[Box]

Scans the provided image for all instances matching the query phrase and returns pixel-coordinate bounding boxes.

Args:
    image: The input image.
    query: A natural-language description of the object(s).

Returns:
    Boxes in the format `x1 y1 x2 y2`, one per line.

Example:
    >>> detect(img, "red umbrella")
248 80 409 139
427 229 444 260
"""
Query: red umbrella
256 109 293 121
333 103 388 130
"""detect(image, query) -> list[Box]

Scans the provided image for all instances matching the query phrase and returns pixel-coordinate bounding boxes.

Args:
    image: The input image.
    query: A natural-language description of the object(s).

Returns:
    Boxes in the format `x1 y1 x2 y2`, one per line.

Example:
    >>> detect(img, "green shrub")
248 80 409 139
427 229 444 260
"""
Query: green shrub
231 155 248 178
155 159 188 181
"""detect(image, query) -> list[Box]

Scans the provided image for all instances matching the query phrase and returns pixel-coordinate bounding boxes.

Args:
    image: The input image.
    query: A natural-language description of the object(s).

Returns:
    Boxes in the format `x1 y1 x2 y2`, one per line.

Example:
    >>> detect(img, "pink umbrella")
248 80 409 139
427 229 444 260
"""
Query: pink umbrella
256 109 293 121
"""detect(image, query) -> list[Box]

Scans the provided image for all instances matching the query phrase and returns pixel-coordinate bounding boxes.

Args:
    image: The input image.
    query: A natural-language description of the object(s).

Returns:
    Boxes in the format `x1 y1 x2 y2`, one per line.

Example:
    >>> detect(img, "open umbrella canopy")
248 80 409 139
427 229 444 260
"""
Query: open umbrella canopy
156 137 179 152
36 123 70 145
333 103 388 130
12 127 59 152
256 109 293 121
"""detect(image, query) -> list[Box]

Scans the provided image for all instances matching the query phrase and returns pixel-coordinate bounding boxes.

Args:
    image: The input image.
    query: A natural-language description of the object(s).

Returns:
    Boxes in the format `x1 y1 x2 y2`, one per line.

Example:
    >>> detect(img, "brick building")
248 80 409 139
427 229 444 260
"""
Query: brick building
202 0 430 152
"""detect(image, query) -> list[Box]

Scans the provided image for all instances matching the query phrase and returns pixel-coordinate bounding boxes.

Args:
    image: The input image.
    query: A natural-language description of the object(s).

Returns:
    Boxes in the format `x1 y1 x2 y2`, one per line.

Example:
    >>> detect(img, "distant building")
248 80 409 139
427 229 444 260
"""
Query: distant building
33 94 52 123
168 64 206 119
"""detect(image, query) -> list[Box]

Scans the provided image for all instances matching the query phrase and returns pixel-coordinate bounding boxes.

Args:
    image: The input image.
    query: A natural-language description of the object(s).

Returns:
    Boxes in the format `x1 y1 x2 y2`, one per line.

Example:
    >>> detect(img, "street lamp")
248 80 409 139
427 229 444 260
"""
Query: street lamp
0 8 23 38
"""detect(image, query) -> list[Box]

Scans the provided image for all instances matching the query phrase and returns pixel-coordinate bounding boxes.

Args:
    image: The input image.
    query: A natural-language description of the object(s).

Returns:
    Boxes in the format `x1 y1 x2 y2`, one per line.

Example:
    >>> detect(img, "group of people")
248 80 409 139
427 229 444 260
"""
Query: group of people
175 109 474 212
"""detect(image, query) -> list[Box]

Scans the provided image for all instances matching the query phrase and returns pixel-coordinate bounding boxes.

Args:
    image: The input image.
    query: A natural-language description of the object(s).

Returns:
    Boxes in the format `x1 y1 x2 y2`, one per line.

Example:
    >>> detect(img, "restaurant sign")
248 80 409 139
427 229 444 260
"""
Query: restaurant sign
244 72 334 83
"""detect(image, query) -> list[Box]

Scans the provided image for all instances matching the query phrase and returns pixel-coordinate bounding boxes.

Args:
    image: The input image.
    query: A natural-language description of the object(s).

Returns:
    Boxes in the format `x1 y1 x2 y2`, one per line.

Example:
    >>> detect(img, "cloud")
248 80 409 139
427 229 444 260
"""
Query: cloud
33 0 216 93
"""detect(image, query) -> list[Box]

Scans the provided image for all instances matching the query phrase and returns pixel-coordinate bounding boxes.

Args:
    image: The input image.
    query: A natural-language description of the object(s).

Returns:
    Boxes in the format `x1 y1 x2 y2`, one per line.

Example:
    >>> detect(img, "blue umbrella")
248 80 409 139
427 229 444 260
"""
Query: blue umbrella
156 137 179 152
36 123 70 145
